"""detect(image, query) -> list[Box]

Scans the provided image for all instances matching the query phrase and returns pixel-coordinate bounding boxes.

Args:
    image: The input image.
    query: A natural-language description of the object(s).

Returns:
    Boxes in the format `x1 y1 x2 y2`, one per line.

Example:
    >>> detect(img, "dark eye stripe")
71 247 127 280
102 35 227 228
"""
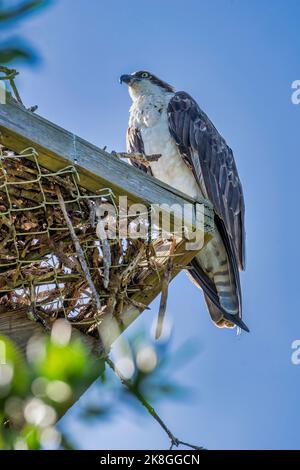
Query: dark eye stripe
133 71 175 92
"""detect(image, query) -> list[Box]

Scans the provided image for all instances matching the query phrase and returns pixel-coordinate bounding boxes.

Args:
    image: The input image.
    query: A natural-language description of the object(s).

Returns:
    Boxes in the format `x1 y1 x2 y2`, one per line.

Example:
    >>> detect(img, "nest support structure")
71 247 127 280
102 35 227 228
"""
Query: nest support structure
0 145 194 340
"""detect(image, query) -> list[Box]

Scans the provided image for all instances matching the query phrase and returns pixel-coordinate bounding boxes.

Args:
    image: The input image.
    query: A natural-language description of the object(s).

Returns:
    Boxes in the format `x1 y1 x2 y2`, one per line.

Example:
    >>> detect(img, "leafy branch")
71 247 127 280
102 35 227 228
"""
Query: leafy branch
0 0 51 65
0 0 49 24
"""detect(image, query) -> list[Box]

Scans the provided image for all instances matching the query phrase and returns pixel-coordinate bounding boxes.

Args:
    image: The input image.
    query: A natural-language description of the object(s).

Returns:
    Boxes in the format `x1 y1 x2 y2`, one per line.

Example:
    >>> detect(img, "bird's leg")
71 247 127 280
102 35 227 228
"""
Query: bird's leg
111 150 161 165
155 237 176 339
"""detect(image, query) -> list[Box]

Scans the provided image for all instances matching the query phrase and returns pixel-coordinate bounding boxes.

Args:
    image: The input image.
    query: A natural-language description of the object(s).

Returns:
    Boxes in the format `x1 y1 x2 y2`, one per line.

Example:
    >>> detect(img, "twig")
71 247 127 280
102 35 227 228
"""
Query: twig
26 283 51 331
0 66 18 81
106 357 204 451
0 66 23 105
155 238 177 339
94 201 111 289
87 200 96 228
56 186 102 313
111 151 161 166
100 234 111 290
9 78 23 105
121 243 145 286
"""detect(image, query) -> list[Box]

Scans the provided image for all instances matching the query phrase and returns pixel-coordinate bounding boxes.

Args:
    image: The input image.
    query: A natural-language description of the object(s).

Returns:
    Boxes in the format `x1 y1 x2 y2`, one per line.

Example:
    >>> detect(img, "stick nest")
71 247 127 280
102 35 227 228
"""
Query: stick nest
0 146 169 337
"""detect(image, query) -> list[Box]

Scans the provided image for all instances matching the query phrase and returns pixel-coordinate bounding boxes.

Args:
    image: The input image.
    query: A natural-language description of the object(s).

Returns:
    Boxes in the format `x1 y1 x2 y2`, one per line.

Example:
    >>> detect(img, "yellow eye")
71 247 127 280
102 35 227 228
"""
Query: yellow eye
141 72 149 78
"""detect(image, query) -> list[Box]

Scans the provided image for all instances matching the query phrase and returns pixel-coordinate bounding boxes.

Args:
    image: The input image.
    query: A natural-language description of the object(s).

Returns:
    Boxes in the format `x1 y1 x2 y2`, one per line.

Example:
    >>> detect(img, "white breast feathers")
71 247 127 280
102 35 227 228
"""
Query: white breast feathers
129 91 202 200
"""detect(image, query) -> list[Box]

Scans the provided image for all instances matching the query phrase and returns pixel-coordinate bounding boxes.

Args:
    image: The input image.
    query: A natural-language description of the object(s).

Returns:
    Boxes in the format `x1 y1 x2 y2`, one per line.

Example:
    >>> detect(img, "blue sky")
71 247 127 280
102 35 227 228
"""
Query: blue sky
8 0 300 449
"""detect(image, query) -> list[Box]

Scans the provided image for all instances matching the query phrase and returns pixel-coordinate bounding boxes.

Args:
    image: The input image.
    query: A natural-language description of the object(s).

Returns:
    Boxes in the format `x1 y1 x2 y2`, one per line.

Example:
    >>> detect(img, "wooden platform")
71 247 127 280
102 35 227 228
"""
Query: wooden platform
0 93 214 414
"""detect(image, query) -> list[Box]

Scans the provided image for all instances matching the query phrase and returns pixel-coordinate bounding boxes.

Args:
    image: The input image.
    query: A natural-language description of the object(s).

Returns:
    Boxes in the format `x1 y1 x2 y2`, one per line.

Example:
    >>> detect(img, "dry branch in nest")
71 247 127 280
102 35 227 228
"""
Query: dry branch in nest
0 145 182 338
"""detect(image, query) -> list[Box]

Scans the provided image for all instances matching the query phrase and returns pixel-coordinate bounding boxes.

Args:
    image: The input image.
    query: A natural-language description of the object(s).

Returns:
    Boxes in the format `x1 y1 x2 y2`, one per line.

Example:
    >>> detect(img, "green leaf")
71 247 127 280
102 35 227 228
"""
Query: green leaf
0 335 30 398
21 424 40 450
0 1 50 24
0 47 34 65
80 404 112 421
33 338 89 382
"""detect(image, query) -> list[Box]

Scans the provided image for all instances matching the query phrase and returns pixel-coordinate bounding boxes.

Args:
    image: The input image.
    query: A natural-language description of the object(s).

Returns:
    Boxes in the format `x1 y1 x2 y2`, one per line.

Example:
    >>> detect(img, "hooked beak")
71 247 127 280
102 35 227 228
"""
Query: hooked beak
119 74 133 85
120 74 141 85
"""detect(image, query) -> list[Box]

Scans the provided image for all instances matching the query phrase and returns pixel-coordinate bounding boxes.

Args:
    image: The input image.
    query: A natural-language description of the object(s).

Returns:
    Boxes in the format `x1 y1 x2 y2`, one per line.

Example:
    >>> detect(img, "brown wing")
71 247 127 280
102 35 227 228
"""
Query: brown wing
126 125 152 175
167 91 245 271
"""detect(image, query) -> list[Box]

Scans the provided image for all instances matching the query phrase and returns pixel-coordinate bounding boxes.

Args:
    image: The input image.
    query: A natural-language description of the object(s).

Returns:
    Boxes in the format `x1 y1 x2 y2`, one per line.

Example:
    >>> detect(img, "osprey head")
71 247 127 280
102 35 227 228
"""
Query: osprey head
120 71 174 99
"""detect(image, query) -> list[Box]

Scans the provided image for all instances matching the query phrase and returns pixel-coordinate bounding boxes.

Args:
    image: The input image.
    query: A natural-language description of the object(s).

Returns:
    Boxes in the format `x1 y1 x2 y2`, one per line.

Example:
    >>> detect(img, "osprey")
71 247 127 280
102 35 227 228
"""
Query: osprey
120 71 248 332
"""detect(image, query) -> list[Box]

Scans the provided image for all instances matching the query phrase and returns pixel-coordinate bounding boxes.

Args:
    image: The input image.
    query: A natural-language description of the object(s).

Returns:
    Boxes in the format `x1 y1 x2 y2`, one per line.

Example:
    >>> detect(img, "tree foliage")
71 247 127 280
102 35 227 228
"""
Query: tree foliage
0 325 195 449
0 0 51 65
